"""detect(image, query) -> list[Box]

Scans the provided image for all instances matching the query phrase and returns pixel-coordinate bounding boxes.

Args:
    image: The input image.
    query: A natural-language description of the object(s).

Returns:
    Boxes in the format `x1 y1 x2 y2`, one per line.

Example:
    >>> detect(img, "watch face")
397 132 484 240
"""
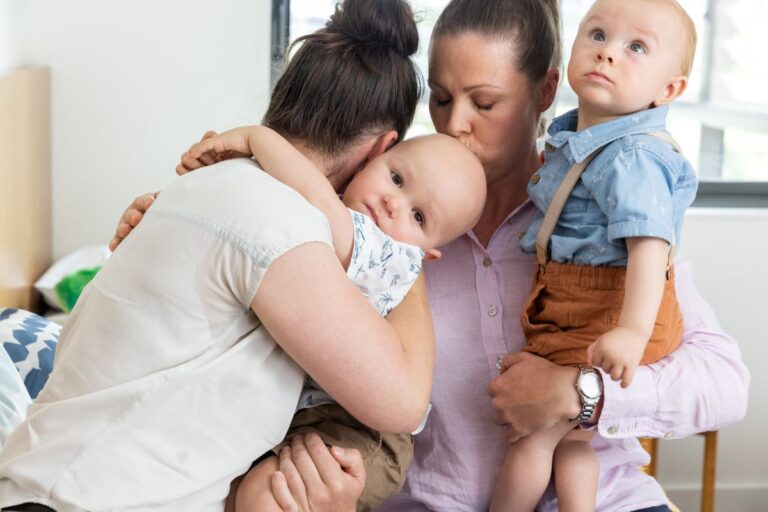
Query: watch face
580 372 602 399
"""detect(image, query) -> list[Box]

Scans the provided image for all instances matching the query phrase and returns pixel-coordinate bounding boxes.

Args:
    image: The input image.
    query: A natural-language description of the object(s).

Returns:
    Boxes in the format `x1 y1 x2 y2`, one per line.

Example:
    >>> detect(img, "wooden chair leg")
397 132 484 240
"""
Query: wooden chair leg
701 431 718 512
641 431 718 512
639 437 659 476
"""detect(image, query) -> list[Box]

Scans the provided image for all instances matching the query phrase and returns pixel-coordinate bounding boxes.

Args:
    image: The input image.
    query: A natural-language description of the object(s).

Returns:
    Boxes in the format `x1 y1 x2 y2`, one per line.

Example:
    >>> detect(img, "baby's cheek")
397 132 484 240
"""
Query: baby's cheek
387 223 420 248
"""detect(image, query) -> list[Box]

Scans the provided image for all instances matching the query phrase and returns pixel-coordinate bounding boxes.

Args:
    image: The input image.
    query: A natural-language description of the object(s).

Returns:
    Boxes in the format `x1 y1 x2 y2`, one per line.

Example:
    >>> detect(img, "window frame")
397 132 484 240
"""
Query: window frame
270 0 290 85
273 0 768 208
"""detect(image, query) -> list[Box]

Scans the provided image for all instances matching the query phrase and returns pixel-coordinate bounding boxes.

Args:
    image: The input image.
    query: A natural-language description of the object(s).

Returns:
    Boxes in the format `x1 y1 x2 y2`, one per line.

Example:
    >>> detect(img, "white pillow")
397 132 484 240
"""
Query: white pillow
0 308 60 399
34 245 111 311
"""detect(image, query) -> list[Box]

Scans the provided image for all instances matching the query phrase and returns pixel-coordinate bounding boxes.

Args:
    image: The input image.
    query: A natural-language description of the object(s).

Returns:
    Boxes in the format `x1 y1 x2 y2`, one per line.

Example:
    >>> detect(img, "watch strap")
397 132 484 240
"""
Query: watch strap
571 400 597 424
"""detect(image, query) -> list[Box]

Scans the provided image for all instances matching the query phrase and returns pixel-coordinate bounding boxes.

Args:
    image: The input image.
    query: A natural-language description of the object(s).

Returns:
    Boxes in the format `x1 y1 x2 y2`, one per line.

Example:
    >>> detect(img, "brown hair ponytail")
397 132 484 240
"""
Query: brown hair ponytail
432 0 561 84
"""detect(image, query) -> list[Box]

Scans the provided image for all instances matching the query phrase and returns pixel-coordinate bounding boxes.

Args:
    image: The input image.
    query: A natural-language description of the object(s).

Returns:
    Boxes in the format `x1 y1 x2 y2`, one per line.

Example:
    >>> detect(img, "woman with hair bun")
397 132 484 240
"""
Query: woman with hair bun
0 1 436 511
217 2 437 510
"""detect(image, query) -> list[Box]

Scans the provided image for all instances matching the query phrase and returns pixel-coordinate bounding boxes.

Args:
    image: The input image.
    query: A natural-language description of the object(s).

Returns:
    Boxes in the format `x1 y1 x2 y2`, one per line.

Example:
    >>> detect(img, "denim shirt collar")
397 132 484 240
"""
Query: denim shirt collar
546 105 670 162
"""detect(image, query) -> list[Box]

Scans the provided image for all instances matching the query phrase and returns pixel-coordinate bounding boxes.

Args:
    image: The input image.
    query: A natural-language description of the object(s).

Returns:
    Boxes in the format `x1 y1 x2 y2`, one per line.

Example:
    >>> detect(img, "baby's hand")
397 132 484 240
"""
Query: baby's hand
177 128 253 175
587 327 648 388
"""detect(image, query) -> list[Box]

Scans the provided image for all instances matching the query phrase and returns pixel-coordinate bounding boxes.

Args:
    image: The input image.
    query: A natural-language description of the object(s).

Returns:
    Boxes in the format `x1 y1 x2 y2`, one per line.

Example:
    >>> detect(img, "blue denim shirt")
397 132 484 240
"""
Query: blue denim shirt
520 106 698 266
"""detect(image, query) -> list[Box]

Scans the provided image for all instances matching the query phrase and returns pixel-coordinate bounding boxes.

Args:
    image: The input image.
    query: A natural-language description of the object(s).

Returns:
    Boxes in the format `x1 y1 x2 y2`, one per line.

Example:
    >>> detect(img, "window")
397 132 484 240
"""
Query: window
276 0 768 206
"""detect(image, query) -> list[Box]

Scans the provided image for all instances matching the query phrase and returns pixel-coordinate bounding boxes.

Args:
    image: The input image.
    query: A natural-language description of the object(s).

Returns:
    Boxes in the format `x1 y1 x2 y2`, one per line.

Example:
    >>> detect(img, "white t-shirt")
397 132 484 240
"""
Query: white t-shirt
0 159 331 512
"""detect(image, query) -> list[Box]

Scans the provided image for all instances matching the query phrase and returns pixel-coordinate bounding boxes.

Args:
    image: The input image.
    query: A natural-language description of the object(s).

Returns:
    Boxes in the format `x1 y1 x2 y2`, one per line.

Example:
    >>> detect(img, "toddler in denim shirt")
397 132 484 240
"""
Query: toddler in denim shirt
494 1 699 512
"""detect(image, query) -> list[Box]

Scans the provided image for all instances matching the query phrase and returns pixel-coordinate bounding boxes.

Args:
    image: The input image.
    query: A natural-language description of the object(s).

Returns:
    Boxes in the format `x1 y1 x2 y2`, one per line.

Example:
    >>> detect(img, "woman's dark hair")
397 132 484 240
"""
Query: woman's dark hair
431 0 562 85
264 0 421 157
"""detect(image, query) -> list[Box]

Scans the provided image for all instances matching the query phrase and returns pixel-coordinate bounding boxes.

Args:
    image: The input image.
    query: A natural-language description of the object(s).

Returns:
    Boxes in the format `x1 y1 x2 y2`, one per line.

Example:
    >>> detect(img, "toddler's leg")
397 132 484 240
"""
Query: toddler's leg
233 455 283 512
553 429 598 512
490 420 575 512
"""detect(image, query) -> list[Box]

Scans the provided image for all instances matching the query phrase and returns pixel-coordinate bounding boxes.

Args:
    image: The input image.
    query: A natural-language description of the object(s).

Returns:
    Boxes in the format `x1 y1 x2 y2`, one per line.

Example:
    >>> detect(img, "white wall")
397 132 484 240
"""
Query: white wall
663 208 768 511
14 0 273 258
0 0 21 72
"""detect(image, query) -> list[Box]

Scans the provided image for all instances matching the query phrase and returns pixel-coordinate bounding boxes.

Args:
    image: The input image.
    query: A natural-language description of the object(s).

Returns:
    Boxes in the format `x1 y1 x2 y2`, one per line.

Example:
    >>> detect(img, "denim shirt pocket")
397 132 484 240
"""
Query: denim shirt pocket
562 196 590 213
561 178 592 213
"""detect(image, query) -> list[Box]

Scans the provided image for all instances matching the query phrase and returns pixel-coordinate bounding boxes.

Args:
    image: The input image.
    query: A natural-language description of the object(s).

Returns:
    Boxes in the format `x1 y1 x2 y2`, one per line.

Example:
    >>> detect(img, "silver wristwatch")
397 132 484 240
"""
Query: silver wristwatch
570 366 603 424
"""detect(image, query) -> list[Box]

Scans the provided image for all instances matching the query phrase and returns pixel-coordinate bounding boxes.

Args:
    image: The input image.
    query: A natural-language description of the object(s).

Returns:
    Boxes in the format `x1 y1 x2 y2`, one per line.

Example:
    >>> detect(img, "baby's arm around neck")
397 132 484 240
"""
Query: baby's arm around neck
246 126 354 267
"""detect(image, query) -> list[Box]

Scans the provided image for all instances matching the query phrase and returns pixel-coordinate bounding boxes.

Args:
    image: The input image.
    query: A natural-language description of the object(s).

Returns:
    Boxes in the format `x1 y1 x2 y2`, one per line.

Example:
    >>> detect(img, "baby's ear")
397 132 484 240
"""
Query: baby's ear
424 248 442 261
653 75 688 107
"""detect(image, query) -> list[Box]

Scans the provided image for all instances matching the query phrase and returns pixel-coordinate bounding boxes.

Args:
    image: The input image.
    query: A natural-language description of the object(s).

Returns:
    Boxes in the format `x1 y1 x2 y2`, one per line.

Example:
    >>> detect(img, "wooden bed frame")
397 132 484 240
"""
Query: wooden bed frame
0 67 52 312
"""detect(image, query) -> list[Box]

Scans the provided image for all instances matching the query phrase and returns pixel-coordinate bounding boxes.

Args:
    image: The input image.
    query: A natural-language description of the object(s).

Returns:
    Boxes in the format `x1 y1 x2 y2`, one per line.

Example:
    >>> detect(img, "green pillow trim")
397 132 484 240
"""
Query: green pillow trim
54 266 101 312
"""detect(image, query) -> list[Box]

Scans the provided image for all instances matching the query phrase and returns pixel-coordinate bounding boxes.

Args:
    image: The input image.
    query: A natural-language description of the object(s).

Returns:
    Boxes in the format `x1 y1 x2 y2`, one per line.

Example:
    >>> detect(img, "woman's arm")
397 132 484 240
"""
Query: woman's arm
259 280 435 510
595 259 750 438
489 260 749 440
186 126 355 267
252 242 434 434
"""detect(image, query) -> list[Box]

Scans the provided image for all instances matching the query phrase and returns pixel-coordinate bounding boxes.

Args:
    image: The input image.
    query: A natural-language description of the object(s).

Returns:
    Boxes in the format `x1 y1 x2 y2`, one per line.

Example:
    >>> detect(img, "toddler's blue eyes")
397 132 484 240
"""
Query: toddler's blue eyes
413 210 424 225
588 29 646 54
391 171 403 187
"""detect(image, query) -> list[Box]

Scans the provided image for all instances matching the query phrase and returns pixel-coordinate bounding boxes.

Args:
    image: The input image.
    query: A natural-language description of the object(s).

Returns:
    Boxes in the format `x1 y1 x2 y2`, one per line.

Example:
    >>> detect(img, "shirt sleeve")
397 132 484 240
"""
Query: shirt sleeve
597 260 750 439
152 159 334 309
589 147 678 245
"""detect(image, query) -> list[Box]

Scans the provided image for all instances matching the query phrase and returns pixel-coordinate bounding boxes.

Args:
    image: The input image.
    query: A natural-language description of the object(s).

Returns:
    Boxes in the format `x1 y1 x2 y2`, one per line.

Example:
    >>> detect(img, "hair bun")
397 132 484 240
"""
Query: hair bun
327 0 418 58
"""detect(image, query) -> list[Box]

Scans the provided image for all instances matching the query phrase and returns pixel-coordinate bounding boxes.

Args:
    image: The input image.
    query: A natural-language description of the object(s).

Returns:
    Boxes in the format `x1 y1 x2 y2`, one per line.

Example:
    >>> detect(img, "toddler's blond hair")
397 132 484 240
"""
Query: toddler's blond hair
656 0 697 76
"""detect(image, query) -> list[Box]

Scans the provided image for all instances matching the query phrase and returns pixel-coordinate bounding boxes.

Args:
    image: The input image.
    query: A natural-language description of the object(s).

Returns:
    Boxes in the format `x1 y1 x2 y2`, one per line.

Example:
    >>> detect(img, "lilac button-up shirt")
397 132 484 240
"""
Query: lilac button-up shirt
380 201 749 512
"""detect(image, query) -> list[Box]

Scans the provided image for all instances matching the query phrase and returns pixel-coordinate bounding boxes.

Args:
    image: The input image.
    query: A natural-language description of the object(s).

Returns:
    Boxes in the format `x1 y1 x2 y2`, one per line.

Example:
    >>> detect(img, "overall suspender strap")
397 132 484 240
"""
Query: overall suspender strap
646 131 682 153
534 131 682 274
534 147 604 271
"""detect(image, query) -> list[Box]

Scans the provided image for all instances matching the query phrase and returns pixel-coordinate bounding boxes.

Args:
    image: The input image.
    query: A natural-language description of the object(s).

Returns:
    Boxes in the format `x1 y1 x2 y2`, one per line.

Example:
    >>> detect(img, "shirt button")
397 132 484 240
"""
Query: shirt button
488 305 498 317
530 174 541 184
483 257 492 267
496 357 503 370
664 431 675 439
607 425 618 435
